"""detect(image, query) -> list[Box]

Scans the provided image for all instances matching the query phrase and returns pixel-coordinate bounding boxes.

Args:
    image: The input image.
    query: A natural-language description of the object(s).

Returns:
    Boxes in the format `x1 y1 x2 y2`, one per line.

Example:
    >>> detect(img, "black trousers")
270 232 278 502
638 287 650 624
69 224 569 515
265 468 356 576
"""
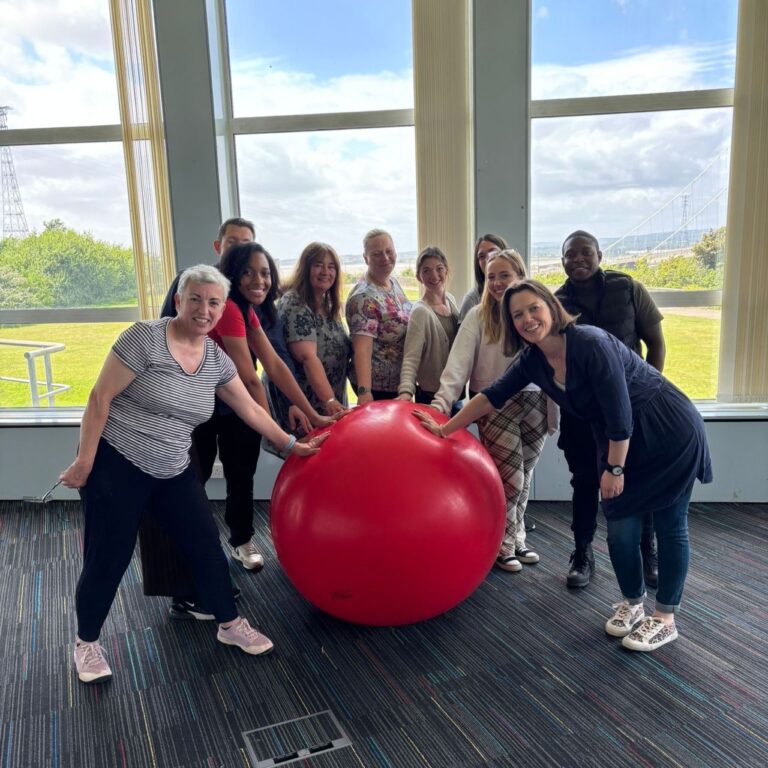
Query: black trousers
77 440 237 640
557 410 654 549
139 409 261 600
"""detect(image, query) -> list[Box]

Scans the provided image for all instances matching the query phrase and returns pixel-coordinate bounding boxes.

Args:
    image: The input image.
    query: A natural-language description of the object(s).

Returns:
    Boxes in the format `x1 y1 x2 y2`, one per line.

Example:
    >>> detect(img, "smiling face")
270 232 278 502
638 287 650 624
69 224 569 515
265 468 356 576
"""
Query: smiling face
508 289 554 344
237 251 272 306
175 280 226 334
485 255 524 303
417 256 448 292
562 235 602 283
364 233 397 284
309 250 338 295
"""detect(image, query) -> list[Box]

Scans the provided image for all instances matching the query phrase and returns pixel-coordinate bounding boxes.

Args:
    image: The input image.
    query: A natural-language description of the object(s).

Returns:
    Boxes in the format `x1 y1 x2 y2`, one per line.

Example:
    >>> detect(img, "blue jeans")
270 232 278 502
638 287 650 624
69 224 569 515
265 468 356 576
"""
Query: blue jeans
606 491 691 614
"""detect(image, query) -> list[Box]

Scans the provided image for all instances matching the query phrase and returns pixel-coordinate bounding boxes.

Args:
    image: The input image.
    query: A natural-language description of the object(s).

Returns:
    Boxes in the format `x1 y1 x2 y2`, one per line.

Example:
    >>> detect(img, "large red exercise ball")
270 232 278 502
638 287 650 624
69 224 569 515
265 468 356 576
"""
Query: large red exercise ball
270 400 506 626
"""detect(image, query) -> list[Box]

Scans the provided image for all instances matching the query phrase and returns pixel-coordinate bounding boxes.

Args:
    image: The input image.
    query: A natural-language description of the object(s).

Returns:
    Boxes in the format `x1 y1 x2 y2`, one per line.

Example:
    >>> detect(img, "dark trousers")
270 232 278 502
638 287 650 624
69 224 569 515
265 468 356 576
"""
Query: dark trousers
139 409 261 601
371 389 398 400
77 440 237 640
558 410 654 549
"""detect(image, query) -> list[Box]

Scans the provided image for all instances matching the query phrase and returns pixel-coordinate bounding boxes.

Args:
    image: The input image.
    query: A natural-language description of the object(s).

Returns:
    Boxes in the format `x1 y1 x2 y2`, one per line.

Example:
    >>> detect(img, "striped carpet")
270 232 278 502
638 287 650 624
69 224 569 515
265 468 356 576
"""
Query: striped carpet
0 499 766 768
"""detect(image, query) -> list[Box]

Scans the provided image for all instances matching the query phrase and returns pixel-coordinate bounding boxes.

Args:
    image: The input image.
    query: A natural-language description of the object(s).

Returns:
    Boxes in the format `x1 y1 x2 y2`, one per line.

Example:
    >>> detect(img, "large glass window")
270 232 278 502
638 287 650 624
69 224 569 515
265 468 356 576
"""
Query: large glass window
226 0 414 116
0 2 133 410
529 1 738 400
531 0 738 99
236 127 417 268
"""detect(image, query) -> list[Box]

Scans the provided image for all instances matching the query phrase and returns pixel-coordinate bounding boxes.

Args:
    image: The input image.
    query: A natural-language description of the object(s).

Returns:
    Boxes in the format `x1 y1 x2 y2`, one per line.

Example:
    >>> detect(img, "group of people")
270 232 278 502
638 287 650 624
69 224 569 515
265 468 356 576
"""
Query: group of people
60 219 712 685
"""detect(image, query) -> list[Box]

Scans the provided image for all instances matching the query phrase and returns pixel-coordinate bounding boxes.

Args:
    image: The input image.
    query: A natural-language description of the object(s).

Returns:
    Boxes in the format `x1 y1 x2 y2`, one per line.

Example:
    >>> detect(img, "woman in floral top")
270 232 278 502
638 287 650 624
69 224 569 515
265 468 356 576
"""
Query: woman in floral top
278 242 351 415
345 228 412 402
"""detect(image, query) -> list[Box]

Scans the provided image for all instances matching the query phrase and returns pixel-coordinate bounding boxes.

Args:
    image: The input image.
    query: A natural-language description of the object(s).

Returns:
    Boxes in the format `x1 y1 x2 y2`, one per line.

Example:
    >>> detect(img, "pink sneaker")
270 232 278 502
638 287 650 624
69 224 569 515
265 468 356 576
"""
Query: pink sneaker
217 617 274 655
74 638 113 684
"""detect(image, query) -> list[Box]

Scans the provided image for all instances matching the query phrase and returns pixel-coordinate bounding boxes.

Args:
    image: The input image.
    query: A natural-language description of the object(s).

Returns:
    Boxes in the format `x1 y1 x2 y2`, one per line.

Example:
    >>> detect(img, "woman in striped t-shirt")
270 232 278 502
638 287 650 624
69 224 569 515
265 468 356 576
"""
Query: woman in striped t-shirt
59 265 328 685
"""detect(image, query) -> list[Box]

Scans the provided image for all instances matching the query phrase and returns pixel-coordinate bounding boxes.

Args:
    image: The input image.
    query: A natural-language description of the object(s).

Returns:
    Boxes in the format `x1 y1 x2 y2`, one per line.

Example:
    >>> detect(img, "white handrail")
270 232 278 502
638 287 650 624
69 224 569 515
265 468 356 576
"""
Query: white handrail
0 339 71 406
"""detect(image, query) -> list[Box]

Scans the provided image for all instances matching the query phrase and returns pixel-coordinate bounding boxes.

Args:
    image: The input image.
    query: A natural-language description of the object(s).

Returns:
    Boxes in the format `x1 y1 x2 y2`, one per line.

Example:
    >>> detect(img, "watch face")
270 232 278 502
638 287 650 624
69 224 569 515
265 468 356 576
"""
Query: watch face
611 466 623 476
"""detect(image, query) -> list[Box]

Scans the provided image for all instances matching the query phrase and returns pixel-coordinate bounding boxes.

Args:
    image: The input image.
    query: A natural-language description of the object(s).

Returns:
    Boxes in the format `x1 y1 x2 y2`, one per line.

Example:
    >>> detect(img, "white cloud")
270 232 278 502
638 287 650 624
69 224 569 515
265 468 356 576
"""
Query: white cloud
532 42 736 99
536 6 549 20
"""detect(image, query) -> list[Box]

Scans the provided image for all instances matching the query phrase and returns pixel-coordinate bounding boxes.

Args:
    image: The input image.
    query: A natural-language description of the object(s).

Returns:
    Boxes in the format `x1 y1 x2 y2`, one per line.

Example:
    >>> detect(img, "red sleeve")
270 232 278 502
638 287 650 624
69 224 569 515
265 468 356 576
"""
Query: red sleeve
209 298 249 349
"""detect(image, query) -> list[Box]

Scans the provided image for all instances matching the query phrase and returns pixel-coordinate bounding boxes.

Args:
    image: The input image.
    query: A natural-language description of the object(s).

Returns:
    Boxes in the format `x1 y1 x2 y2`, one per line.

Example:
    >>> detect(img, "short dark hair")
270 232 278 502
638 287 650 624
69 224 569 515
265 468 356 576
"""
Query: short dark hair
474 233 508 292
501 279 578 357
561 229 600 255
217 217 255 243
218 242 281 329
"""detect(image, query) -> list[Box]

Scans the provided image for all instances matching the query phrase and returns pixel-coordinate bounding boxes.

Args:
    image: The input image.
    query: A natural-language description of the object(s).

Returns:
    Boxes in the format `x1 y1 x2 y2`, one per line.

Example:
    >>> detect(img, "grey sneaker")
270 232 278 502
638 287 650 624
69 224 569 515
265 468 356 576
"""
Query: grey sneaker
74 638 112 684
605 601 645 637
622 617 678 651
217 618 274 655
231 540 265 571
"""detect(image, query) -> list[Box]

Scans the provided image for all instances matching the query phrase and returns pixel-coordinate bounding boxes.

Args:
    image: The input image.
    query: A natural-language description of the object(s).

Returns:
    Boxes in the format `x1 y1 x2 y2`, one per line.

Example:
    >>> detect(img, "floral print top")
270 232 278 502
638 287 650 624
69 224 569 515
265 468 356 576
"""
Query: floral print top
344 276 412 392
278 290 352 411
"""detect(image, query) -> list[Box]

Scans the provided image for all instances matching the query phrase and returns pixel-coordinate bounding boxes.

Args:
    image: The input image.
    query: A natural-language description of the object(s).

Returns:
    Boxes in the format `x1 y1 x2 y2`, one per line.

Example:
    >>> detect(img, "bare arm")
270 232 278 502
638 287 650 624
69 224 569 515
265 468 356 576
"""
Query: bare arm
351 334 374 404
601 438 630 499
289 339 345 415
248 326 329 427
219 333 269 410
60 352 137 487
216 375 326 457
641 322 666 372
414 392 495 437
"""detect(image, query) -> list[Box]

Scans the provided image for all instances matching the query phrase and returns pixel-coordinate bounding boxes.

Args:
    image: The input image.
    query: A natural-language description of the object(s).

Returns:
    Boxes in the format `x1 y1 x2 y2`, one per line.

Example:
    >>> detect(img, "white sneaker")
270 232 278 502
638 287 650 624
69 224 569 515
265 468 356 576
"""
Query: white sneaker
217 617 273 655
622 617 679 651
515 548 540 564
495 554 523 572
605 600 645 637
231 540 264 571
73 638 113 684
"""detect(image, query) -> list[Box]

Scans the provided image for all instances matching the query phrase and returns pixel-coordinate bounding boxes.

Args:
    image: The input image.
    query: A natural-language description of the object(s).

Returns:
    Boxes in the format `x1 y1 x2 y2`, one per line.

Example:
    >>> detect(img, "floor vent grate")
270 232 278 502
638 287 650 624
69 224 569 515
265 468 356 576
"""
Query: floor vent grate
243 710 352 767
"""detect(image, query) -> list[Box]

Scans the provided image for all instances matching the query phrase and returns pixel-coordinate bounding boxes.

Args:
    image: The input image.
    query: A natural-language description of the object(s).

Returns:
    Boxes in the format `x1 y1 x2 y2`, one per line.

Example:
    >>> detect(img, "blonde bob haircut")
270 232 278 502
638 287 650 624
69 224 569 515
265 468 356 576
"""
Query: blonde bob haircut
478 249 527 346
285 241 343 321
501 279 578 357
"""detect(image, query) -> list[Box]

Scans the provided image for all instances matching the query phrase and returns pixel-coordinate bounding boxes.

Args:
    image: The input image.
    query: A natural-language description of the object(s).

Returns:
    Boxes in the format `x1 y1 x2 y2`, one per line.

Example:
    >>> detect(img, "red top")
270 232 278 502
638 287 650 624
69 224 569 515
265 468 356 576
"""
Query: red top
208 298 261 351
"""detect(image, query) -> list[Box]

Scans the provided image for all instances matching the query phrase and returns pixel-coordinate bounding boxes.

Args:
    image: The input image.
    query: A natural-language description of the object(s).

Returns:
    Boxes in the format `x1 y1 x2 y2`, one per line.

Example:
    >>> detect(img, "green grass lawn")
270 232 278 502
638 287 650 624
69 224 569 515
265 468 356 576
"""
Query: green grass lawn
0 310 720 408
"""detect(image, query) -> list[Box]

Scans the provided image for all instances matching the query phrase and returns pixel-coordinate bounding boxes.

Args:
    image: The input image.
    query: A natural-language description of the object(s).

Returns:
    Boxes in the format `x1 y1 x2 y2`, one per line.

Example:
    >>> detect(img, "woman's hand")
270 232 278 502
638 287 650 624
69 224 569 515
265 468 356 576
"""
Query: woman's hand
600 471 624 500
291 431 330 457
288 405 313 434
59 458 92 489
396 393 413 402
310 410 337 428
357 392 374 405
413 409 445 438
325 398 346 417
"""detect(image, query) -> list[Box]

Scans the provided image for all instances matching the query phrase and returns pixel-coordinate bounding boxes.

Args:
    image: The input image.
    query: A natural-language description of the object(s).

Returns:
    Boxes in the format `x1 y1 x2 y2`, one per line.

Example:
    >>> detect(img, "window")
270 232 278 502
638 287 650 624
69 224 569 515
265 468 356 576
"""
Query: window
0 2 134 410
530 0 738 400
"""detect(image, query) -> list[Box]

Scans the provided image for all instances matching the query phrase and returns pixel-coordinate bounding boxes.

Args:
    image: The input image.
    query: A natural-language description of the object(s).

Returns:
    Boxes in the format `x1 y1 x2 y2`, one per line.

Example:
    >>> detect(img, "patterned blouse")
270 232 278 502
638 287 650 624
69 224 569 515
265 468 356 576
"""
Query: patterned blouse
344 276 412 392
278 290 352 411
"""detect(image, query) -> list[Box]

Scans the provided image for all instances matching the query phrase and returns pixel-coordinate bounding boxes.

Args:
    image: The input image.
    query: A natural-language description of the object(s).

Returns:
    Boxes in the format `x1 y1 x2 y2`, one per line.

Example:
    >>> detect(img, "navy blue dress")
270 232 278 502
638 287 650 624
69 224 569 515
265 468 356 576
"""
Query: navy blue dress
483 325 712 518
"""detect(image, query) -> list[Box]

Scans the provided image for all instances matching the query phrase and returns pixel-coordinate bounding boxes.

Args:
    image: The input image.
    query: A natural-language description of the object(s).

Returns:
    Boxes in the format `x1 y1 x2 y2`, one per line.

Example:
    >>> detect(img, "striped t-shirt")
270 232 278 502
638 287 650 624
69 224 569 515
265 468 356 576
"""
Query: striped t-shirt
102 317 237 478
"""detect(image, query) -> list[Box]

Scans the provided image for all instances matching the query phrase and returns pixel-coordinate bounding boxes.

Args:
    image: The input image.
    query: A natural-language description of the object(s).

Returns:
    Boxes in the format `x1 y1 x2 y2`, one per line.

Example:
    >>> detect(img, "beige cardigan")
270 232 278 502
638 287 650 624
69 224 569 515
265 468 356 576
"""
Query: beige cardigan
398 296 459 396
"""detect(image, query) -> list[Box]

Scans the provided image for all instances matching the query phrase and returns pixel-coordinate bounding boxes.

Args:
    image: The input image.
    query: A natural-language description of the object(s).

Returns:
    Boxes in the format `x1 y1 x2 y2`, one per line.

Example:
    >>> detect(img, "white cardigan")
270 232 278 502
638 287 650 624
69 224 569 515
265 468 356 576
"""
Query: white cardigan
398 296 459 396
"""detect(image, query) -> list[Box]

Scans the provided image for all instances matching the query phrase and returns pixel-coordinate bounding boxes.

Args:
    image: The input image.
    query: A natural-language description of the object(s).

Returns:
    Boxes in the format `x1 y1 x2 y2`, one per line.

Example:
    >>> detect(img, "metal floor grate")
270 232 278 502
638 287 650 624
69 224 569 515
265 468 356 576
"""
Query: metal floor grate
243 710 353 767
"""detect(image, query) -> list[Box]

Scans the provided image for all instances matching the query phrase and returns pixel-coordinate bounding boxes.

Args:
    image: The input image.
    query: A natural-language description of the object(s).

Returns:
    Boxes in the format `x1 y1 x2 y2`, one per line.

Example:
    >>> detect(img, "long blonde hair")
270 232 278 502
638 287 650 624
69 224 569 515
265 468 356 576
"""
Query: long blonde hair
478 249 527 346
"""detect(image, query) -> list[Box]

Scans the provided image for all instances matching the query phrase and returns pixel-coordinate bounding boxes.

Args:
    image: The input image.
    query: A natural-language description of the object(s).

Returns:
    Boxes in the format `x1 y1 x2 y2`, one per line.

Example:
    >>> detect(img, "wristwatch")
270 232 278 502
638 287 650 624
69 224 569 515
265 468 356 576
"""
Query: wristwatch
356 385 370 396
606 464 624 476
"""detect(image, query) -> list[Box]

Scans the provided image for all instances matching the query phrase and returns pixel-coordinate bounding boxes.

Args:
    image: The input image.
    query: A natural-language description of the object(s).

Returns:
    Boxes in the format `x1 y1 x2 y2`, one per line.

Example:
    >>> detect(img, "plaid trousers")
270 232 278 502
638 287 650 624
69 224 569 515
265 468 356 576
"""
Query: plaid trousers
478 389 548 554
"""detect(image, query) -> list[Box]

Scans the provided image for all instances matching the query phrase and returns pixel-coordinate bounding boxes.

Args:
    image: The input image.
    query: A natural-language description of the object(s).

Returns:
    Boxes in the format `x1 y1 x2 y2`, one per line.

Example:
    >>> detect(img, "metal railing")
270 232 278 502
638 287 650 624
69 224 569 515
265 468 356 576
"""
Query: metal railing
0 339 70 406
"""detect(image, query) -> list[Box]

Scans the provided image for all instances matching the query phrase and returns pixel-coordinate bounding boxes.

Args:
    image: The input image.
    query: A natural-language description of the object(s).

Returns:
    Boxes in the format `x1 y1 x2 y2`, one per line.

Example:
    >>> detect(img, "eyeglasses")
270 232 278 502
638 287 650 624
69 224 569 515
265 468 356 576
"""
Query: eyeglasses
23 479 62 505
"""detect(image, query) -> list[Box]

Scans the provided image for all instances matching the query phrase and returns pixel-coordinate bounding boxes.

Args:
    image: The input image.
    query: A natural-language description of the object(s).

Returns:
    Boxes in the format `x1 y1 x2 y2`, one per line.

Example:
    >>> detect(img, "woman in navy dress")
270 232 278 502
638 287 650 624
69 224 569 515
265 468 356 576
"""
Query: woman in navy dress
416 279 712 652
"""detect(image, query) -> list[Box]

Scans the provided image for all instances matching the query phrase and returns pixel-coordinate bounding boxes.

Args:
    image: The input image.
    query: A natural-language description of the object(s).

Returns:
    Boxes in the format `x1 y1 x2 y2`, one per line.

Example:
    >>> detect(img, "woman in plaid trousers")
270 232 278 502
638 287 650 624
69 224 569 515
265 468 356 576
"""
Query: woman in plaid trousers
430 250 556 573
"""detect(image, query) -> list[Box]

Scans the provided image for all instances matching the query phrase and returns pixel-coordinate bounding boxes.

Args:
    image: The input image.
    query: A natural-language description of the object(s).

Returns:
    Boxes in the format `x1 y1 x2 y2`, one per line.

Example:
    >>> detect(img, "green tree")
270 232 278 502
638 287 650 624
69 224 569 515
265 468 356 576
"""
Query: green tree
692 227 726 270
0 225 137 308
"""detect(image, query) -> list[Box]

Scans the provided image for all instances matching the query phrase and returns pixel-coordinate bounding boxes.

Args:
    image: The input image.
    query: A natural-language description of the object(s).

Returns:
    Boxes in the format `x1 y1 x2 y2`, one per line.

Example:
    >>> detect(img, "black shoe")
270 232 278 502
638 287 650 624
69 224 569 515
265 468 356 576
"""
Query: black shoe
641 537 659 589
566 545 595 588
525 520 536 532
169 600 215 621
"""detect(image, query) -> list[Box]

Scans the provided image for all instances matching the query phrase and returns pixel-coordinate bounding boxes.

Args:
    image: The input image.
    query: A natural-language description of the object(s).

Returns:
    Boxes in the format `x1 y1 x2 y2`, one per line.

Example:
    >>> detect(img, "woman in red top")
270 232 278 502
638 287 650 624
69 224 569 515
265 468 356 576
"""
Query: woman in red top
204 242 334 569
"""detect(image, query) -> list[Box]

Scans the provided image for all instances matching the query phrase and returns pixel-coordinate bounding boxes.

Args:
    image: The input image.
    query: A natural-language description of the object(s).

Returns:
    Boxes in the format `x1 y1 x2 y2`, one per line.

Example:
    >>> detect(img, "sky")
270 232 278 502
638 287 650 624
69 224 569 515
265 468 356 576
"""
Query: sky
0 0 738 260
